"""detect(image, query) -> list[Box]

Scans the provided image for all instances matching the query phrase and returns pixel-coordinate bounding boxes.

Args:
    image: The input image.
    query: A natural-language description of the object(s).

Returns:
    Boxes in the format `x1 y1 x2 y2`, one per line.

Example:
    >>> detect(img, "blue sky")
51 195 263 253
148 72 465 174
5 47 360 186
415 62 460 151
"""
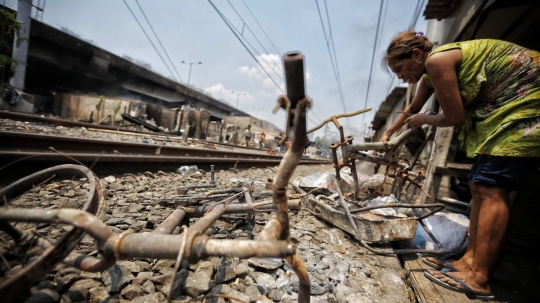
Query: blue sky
4 0 427 139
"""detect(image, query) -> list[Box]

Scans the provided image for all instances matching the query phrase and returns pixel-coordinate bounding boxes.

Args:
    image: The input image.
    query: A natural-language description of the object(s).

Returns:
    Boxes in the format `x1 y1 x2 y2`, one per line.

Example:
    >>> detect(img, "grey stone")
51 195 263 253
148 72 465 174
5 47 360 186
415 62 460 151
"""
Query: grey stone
185 271 211 297
70 278 102 292
215 266 235 284
311 294 337 303
134 261 152 272
117 261 141 273
361 267 372 278
79 271 102 280
235 261 250 278
196 260 214 277
59 294 73 303
153 259 174 272
227 290 250 303
162 269 188 299
249 272 276 290
64 289 87 302
256 284 268 296
129 203 145 212
101 264 135 293
130 294 160 303
149 274 171 285
133 272 153 286
244 285 261 302
256 295 274 303
208 284 232 295
268 289 283 301
275 274 289 289
88 287 109 303
112 211 127 218
120 284 145 300
24 288 60 303
141 279 156 294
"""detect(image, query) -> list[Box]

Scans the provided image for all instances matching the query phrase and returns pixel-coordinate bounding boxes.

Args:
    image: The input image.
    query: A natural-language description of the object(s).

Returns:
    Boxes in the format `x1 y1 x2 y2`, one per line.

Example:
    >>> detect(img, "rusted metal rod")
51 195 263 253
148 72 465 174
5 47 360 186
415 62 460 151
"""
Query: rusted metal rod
260 51 311 303
153 209 186 234
180 200 301 215
0 208 113 245
346 127 418 153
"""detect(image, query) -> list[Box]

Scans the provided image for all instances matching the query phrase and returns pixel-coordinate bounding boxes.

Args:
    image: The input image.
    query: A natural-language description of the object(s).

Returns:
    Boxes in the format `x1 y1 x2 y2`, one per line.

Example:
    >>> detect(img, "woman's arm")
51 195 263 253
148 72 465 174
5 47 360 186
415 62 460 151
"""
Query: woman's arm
381 77 435 144
404 50 465 128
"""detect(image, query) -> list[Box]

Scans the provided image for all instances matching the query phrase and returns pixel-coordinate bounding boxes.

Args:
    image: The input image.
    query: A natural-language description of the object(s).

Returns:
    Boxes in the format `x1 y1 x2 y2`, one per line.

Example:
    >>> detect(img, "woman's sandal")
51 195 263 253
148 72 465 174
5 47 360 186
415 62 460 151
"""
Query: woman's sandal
422 257 457 271
424 268 495 301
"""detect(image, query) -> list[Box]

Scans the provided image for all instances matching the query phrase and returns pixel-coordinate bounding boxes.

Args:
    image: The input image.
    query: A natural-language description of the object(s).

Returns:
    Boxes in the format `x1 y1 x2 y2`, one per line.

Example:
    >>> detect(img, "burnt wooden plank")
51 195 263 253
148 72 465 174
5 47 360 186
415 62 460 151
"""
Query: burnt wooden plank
435 163 473 178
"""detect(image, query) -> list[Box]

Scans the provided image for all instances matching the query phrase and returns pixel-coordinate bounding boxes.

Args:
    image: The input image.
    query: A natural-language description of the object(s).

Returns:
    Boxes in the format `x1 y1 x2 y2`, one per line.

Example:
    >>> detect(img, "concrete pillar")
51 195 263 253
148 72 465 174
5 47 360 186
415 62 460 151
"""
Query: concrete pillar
10 0 33 90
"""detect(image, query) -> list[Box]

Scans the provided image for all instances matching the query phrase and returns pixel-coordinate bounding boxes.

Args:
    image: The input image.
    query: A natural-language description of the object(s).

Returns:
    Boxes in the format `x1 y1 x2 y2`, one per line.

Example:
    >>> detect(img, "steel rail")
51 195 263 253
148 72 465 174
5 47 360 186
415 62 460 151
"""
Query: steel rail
0 131 285 160
0 151 329 179
0 110 277 152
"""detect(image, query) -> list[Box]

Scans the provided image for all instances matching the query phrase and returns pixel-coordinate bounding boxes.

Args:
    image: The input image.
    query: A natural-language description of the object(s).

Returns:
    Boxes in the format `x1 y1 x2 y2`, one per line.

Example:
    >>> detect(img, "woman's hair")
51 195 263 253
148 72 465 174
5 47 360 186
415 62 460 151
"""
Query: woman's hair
381 31 434 73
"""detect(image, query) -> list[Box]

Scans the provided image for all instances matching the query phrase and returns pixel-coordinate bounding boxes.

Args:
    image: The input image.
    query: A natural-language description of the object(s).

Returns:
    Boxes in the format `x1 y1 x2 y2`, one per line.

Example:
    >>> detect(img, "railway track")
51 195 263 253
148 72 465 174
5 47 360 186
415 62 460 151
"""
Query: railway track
0 110 274 152
0 130 329 180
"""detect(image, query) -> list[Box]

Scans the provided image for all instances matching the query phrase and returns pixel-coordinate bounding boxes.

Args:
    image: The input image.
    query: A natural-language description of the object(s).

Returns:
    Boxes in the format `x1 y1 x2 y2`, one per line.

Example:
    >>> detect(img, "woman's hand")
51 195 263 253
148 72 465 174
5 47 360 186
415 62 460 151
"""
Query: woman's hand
404 113 430 128
380 133 391 147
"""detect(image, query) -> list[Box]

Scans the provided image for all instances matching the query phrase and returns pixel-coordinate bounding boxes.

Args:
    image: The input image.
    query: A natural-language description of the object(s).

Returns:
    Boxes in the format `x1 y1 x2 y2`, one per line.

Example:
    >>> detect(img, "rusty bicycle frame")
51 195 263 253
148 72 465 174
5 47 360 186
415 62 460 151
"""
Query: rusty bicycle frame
0 52 312 302
302 112 446 255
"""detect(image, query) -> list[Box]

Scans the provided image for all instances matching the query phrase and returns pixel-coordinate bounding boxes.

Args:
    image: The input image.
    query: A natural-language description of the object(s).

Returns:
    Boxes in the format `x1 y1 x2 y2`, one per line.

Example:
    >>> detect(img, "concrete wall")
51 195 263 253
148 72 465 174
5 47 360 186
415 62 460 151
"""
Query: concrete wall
55 93 141 124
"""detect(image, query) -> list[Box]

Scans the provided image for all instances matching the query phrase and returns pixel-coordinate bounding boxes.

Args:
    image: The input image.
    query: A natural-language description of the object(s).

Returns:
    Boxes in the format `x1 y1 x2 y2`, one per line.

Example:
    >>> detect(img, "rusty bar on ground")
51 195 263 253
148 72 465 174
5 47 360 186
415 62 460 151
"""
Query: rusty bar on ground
153 209 186 234
113 234 295 259
180 200 300 215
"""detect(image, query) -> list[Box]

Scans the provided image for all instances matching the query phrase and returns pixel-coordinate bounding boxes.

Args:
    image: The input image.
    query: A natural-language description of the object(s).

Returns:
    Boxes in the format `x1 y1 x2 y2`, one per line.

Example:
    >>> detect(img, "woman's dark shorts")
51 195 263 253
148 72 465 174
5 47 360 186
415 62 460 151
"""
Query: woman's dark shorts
468 155 539 191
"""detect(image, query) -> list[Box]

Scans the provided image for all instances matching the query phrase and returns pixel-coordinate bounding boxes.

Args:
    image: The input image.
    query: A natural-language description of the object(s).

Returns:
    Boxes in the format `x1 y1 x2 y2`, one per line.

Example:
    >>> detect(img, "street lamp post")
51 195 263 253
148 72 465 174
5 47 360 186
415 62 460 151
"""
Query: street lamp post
232 91 246 108
253 106 264 118
181 61 202 86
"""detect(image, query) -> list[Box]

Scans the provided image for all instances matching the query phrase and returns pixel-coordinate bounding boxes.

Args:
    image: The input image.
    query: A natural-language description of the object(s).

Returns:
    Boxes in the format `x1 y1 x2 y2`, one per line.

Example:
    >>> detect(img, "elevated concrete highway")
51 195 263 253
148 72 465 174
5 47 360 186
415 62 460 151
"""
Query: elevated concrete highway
13 13 248 120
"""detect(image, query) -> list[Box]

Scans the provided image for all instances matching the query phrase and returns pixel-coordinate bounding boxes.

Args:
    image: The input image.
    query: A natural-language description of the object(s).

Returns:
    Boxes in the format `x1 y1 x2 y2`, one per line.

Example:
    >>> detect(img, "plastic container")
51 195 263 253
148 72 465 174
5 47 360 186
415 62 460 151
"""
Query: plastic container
177 165 198 175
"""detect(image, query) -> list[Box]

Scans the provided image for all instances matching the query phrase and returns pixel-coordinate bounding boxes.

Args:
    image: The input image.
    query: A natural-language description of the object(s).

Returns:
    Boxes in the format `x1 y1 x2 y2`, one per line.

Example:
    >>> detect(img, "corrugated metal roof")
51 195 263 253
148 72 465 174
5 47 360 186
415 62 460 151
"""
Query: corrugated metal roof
423 0 460 20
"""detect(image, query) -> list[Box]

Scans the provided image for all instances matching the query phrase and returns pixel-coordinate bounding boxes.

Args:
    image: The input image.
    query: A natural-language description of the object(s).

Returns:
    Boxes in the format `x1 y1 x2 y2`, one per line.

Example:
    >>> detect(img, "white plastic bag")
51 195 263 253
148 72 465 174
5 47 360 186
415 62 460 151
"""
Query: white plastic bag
364 194 407 217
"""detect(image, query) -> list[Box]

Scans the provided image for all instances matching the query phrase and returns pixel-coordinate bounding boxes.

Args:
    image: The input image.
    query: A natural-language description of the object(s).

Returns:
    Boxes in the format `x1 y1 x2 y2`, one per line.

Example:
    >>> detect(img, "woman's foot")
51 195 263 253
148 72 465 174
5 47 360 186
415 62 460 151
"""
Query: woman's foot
424 256 470 272
425 269 494 300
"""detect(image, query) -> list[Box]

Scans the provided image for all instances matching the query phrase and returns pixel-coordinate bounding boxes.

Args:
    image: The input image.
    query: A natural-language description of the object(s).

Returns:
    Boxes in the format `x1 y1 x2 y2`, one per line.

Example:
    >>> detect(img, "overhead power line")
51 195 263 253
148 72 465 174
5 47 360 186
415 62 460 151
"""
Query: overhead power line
208 0 284 95
315 0 349 131
134 0 184 83
122 0 177 82
360 0 385 130
225 0 283 80
241 0 281 57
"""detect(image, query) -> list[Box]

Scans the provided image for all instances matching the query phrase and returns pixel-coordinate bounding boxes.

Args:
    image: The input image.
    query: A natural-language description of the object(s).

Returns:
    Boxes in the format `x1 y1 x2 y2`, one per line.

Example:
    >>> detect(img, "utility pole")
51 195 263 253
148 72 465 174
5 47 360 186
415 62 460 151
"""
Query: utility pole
10 0 33 90
323 124 329 150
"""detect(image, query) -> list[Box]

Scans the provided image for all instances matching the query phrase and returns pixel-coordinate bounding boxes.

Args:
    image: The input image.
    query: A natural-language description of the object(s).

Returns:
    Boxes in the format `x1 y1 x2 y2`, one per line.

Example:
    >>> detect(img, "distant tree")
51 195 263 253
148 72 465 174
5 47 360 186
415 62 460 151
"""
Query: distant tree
60 26 94 44
0 8 26 92
122 55 153 71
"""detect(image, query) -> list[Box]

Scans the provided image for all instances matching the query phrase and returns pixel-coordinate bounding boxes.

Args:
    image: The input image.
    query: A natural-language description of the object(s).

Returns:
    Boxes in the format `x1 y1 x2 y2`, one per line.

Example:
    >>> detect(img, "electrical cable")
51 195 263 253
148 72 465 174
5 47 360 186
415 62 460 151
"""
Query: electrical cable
315 0 348 128
226 0 283 80
208 0 284 94
323 0 345 105
241 0 281 58
409 0 425 30
122 0 178 82
360 0 385 133
134 0 184 83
